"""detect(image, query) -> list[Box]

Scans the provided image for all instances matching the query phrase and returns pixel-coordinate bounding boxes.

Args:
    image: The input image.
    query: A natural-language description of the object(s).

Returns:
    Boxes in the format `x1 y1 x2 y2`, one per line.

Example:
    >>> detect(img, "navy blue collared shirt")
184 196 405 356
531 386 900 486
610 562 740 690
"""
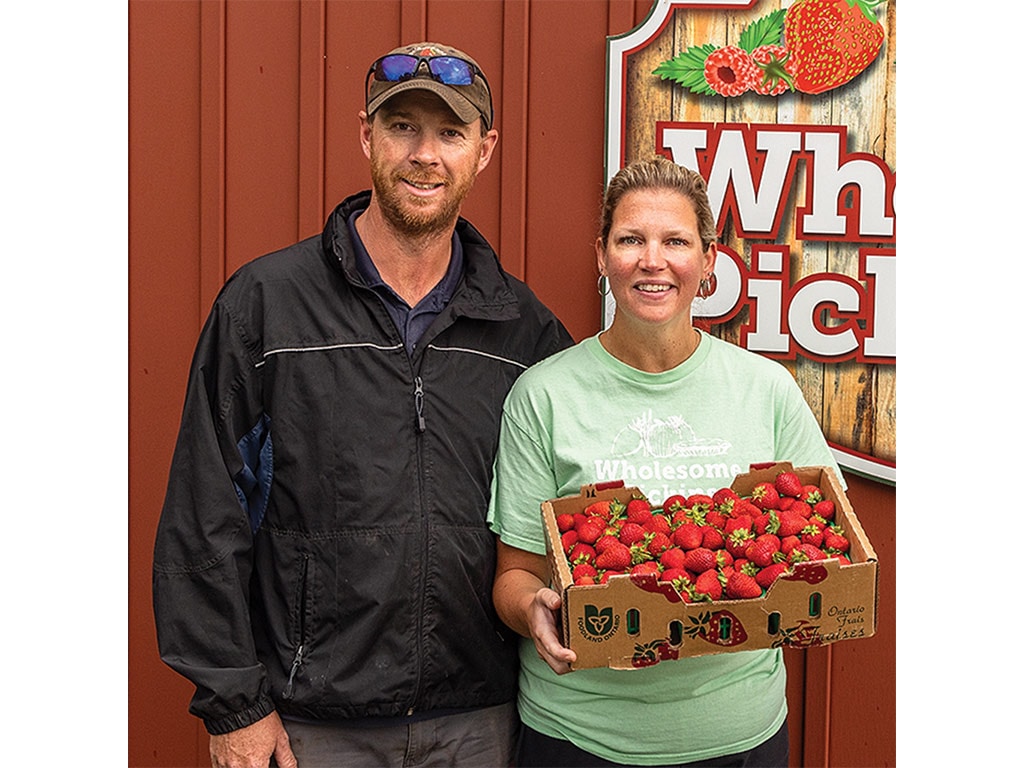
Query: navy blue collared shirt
347 210 465 355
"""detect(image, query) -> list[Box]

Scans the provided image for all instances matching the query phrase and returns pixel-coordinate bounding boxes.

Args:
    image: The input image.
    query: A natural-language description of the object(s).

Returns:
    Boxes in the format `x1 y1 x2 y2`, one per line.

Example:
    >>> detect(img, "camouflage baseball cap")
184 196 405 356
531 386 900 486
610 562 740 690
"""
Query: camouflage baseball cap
365 42 494 129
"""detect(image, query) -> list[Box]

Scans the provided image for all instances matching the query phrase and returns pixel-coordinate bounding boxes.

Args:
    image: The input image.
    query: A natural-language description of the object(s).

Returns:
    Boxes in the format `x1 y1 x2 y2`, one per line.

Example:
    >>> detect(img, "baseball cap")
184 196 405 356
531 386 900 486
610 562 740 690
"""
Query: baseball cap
365 42 494 129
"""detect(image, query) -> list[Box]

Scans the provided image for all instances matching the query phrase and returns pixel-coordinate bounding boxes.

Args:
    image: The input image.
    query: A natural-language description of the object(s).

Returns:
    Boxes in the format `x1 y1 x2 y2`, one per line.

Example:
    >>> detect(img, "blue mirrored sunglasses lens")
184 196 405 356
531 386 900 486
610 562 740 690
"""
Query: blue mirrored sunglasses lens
427 57 473 85
376 55 419 81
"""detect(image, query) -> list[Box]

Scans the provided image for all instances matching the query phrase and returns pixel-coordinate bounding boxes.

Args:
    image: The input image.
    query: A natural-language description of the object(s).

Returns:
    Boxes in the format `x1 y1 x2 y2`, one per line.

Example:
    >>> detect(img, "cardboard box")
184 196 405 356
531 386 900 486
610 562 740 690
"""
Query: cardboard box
541 463 878 670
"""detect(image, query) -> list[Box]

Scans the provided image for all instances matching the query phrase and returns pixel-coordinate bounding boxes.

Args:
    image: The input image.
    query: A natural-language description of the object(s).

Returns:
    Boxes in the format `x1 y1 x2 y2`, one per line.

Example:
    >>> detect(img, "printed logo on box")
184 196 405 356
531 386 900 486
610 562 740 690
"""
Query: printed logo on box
579 605 620 642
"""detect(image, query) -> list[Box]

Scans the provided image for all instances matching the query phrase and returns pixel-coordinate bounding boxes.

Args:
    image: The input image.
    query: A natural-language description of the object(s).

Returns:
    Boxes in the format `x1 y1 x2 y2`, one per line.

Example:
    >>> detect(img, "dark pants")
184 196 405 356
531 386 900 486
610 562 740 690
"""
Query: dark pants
279 702 518 767
515 718 788 768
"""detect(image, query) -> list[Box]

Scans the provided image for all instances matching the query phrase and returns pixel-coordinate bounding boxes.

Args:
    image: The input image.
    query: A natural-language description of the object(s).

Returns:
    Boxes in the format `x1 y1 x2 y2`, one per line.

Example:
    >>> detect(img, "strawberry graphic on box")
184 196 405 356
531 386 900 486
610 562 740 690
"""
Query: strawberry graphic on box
683 609 749 647
653 1 887 97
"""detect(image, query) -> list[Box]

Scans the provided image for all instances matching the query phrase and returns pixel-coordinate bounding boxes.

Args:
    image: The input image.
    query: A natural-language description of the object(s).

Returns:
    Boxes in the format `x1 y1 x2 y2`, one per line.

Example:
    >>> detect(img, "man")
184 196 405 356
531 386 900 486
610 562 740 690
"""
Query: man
153 42 573 768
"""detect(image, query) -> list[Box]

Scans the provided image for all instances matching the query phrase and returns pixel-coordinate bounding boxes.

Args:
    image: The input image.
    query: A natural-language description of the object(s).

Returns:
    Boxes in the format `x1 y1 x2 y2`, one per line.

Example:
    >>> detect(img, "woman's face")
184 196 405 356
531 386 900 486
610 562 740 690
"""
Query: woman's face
597 187 716 330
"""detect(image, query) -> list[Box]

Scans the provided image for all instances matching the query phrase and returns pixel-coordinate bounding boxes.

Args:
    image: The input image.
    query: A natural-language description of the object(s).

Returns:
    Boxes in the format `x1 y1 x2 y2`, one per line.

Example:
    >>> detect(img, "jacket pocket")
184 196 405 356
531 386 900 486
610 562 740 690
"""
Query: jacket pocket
281 553 312 700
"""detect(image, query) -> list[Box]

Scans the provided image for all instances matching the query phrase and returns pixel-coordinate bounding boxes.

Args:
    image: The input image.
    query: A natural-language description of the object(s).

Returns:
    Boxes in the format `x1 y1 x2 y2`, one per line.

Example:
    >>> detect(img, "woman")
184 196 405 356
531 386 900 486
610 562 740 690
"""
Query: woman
487 156 843 767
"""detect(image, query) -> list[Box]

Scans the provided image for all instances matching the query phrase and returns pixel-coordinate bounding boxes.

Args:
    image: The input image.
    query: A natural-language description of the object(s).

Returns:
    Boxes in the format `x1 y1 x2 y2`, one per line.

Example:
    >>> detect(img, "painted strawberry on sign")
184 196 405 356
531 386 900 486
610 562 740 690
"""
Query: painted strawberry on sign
786 0 886 94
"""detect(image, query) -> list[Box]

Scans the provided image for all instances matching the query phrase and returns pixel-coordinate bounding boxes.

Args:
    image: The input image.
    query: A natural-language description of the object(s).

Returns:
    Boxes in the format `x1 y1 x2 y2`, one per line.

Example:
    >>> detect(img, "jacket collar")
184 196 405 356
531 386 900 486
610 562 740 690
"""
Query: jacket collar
322 190 520 321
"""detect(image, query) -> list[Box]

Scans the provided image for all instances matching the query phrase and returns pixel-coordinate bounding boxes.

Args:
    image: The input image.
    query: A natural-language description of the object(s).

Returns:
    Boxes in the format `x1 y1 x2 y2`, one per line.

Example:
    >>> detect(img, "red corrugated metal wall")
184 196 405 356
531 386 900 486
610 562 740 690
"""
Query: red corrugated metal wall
128 2 895 765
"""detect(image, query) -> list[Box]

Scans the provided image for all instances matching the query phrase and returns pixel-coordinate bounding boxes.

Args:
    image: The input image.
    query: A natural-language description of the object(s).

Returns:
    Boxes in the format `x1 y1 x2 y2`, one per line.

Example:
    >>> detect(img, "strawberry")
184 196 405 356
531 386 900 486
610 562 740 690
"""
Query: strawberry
774 471 804 498
568 542 597 565
750 482 781 510
583 500 612 519
572 562 598 582
687 494 715 513
661 494 688 515
800 526 825 548
746 534 781 567
575 517 604 545
724 514 753 537
726 571 763 599
725 528 754 558
780 534 801 556
799 485 823 505
556 512 576 532
704 509 728 530
814 499 836 521
790 542 828 563
626 497 653 525
644 531 673 557
630 561 661 577
644 513 672 537
712 487 740 509
731 498 762 519
693 569 724 601
772 509 808 538
618 521 648 547
672 522 704 550
784 0 886 95
789 499 813 519
596 542 631 571
702 526 726 551
683 547 717 574
659 567 690 586
659 547 689 572
756 561 791 590
824 527 850 554
560 530 578 553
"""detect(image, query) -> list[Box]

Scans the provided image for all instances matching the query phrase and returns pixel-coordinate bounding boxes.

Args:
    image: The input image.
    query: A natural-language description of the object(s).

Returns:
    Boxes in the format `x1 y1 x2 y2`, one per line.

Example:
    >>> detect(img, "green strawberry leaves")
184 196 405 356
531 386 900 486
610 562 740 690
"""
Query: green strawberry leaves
652 43 718 95
736 9 786 52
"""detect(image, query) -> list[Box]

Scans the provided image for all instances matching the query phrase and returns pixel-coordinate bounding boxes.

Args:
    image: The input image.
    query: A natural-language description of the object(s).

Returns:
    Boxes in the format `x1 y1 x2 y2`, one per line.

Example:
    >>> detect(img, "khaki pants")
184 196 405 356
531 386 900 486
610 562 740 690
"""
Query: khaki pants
278 702 517 768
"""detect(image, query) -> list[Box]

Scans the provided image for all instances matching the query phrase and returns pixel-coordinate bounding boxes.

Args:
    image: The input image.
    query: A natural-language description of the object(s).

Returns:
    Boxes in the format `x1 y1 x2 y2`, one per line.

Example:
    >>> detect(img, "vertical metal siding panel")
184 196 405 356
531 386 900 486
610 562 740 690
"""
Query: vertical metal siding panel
224 0 301 274
298 0 326 239
401 0 428 43
129 1 208 763
827 476 897 767
499 0 530 280
200 0 227 321
525 0 609 342
802 646 834 767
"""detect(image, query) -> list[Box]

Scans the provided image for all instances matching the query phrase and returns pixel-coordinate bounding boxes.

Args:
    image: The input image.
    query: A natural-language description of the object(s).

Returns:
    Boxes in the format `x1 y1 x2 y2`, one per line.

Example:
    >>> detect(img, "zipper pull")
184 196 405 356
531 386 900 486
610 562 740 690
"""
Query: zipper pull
282 644 304 699
414 377 426 433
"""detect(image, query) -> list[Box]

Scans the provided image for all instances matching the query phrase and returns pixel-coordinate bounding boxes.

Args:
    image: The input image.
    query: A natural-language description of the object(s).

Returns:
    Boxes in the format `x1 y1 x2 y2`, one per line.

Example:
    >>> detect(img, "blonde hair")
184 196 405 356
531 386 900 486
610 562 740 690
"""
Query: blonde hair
599 156 717 250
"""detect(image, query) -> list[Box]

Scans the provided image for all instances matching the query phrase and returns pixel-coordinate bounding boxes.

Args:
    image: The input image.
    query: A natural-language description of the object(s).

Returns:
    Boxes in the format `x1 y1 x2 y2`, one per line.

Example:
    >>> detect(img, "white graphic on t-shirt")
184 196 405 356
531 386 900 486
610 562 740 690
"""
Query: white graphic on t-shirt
611 410 731 458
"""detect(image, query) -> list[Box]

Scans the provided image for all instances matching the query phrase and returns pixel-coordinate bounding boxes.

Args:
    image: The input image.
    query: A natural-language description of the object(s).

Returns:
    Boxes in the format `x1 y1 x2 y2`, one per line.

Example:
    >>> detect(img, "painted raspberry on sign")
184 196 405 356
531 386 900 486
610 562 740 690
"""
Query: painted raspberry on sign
653 1 886 97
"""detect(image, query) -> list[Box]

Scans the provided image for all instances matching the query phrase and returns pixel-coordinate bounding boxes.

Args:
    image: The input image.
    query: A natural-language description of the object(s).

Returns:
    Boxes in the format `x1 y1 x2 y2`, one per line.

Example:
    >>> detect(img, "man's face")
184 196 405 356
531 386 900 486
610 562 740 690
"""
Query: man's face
361 90 497 237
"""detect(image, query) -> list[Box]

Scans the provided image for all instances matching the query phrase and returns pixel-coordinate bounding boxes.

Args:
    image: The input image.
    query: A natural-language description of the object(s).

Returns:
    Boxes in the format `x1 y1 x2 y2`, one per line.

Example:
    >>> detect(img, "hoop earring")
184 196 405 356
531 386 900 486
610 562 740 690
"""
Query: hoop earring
598 275 610 297
697 272 717 299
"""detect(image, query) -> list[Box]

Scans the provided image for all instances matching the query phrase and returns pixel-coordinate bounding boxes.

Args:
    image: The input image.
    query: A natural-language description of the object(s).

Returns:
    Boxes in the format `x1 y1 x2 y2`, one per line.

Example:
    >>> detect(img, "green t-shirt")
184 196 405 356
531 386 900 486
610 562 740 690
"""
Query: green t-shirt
487 332 843 764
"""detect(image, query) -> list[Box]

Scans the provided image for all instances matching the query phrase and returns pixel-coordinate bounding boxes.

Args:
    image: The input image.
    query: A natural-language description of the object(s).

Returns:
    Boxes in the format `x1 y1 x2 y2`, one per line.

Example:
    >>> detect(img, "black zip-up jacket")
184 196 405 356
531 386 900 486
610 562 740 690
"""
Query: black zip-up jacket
152 191 574 735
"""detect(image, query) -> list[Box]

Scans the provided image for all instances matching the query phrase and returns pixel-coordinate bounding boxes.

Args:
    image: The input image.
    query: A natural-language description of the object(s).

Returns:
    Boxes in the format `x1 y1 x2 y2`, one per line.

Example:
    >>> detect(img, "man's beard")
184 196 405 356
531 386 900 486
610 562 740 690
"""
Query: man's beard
369 156 477 237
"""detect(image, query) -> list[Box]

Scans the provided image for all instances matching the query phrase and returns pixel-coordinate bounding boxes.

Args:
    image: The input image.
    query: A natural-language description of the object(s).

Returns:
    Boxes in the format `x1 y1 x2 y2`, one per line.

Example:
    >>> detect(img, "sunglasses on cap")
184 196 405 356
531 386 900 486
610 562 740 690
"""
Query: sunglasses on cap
366 53 493 126
369 53 485 86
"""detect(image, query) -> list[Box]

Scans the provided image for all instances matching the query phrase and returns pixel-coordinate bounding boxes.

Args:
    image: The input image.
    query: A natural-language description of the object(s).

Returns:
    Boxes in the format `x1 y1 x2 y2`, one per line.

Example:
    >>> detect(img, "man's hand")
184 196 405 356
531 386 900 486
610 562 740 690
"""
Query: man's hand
209 711 297 768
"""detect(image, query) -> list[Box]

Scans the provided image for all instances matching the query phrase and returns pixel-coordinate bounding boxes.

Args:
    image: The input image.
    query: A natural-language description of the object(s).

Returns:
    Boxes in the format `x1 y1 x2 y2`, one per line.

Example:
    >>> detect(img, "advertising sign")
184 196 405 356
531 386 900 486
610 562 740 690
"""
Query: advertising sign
604 0 895 483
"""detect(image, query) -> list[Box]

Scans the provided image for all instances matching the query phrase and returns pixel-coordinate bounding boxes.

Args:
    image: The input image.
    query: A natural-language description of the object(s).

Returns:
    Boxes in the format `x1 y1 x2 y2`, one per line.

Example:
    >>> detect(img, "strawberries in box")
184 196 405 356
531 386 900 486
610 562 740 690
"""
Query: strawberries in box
540 462 878 670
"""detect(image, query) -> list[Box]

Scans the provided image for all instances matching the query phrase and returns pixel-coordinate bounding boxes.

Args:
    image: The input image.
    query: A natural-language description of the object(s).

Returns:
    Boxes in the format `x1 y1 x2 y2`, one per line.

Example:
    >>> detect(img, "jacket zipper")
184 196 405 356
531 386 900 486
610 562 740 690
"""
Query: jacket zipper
282 554 310 700
414 376 426 433
409 372 428 716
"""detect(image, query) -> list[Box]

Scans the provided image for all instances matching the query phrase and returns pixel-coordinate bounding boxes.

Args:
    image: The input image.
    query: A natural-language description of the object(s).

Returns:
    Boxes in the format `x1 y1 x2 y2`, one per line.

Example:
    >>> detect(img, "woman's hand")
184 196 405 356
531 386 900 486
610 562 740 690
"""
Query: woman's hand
525 586 577 674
